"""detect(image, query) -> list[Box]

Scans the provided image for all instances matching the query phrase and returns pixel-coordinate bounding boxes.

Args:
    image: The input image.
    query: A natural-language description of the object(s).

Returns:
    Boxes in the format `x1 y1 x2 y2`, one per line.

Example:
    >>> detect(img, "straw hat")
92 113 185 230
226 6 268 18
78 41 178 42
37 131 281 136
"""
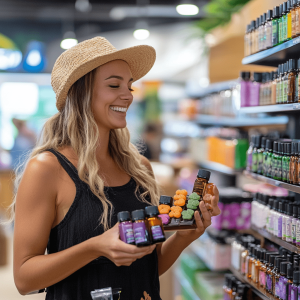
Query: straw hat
51 36 156 111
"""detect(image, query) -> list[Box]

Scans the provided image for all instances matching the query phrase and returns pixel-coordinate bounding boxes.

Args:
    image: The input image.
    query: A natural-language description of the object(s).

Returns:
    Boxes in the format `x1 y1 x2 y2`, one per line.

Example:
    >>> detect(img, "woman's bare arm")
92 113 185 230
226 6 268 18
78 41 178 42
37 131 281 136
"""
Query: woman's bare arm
14 153 154 295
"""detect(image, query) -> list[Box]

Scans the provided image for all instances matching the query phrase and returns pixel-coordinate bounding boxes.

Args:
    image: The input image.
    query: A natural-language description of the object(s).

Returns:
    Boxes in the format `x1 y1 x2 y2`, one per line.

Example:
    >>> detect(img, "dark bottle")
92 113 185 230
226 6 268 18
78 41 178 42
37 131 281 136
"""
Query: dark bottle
298 58 300 103
117 211 135 245
277 64 284 104
266 254 280 293
192 169 211 211
292 205 298 245
279 4 284 44
273 6 281 46
131 209 151 247
297 206 300 249
258 137 266 174
145 206 166 244
297 141 300 185
267 140 274 177
286 263 294 299
290 270 300 300
234 284 247 300
252 136 260 173
279 262 292 300
246 243 255 278
283 143 292 182
283 62 289 104
247 135 255 171
273 257 286 297
281 2 289 43
225 275 233 300
251 247 259 282
263 139 271 176
288 59 297 103
231 278 241 300
272 141 279 179
295 58 300 103
277 142 284 181
259 249 267 287
290 142 298 184
255 249 263 283
266 10 273 49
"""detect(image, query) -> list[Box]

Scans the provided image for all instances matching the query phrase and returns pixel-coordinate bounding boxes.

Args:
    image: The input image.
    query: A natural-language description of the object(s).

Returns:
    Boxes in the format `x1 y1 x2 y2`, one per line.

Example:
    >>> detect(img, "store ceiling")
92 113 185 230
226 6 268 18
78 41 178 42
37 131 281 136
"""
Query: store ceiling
0 0 210 50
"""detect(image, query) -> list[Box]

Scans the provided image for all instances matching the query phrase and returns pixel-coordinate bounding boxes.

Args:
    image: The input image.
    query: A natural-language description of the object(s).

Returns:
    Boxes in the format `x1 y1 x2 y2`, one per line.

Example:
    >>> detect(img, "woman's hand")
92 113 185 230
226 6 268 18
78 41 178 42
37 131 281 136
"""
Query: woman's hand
204 185 221 216
95 223 156 267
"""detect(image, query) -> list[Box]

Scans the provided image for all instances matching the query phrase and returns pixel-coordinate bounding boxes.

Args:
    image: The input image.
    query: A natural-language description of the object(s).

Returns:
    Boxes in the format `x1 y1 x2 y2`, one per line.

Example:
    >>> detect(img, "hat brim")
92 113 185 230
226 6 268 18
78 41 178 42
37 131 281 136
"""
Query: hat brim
55 45 156 111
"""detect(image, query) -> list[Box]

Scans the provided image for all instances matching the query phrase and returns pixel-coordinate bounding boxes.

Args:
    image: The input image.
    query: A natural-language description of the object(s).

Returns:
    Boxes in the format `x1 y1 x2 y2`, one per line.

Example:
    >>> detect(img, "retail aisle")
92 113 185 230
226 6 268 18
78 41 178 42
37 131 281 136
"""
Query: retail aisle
0 235 44 300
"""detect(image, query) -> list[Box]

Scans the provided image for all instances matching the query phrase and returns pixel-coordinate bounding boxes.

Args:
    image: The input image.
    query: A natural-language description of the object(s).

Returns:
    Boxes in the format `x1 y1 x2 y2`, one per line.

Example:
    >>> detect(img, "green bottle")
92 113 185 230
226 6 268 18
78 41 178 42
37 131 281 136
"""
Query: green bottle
272 141 279 179
282 143 291 182
272 6 280 46
252 136 260 173
267 140 274 177
281 2 288 43
282 62 289 104
278 4 283 43
276 142 283 181
263 139 271 176
258 137 266 174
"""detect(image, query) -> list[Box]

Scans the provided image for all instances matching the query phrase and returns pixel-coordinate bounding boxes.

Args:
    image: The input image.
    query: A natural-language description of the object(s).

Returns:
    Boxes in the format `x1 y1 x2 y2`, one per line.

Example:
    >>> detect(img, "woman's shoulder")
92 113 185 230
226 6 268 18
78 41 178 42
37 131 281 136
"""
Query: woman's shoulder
140 155 153 173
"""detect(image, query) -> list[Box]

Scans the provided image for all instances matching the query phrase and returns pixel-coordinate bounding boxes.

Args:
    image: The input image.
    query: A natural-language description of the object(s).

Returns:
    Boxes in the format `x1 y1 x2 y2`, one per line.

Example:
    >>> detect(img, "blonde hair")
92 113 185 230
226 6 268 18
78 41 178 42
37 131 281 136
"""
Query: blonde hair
10 68 160 230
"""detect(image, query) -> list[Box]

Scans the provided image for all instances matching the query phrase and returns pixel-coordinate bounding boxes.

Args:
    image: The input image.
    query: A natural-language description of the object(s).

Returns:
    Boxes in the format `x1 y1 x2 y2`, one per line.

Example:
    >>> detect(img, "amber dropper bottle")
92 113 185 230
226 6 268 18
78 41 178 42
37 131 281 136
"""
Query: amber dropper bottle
259 249 267 288
192 169 211 212
240 239 249 275
272 257 286 296
266 255 280 293
278 262 291 299
286 263 294 299
251 247 259 281
247 244 256 279
255 249 263 283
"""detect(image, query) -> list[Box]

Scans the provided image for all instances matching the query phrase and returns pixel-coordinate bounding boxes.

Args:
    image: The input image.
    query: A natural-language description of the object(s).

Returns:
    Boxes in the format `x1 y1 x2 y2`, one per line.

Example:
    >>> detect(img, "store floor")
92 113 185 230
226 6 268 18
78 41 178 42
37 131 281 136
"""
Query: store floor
0 234 174 300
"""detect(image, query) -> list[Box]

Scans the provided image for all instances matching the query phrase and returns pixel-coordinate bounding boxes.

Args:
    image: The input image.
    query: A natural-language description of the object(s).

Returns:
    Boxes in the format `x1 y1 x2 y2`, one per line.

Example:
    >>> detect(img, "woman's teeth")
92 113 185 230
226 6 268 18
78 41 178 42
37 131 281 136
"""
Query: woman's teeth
109 106 127 112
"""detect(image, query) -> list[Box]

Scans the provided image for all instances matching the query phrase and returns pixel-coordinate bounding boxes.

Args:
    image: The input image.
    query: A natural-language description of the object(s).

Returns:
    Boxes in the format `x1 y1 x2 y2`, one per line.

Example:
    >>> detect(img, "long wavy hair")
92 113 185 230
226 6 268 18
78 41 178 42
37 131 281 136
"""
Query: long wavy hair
10 67 160 230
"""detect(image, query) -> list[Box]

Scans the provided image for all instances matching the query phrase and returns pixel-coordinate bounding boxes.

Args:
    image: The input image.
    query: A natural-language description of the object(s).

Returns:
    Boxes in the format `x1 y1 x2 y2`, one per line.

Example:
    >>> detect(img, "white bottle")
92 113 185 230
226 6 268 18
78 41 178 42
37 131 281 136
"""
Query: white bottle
269 199 275 235
273 200 279 237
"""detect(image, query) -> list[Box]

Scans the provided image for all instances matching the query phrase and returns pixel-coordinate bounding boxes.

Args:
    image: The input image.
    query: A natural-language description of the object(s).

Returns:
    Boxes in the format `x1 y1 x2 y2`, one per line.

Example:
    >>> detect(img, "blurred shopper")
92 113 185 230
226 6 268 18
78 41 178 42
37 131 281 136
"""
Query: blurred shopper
10 118 36 169
11 37 220 300
141 123 159 160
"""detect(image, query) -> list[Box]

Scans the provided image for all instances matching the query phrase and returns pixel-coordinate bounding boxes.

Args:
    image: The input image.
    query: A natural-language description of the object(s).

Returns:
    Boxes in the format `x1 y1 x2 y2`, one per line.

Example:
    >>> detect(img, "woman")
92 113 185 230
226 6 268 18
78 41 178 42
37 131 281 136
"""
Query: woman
12 37 220 300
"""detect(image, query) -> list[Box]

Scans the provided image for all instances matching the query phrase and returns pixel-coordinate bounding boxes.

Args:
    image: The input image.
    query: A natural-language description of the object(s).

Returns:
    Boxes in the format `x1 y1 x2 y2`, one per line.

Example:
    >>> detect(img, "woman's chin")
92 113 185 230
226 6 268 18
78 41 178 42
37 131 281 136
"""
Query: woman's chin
111 121 127 130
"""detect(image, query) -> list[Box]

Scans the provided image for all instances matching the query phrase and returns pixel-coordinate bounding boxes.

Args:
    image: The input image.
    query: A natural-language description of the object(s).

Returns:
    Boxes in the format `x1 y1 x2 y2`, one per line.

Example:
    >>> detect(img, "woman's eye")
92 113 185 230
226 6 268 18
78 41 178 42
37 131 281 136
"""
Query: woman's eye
129 88 134 92
109 85 119 88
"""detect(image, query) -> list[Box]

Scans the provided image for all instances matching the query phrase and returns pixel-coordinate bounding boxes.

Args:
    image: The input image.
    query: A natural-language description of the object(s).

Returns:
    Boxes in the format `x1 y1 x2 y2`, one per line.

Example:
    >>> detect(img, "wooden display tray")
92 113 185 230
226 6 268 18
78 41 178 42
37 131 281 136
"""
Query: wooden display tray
163 218 197 231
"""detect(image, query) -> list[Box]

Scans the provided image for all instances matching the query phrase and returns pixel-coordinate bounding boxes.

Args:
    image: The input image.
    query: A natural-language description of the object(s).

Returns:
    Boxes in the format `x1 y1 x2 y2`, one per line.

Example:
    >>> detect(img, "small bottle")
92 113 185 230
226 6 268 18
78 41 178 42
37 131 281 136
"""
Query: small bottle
292 0 298 37
252 247 258 281
258 15 264 52
131 209 151 247
225 275 233 300
290 270 300 300
251 20 256 55
240 239 249 275
260 73 266 105
276 143 283 181
273 6 281 46
279 4 284 44
240 71 251 107
255 17 260 53
267 140 274 177
249 73 262 106
290 142 298 184
247 244 256 278
259 249 267 287
244 24 250 57
269 198 275 235
288 59 297 103
292 205 298 245
263 139 271 176
287 262 294 298
234 284 246 300
295 58 300 103
272 141 279 179
145 206 166 244
266 10 273 49
258 137 266 175
279 262 291 300
284 144 292 183
273 257 286 296
296 206 300 249
247 135 255 172
266 255 280 293
282 202 287 241
117 211 135 245
296 0 300 36
277 65 283 104
231 279 242 300
252 136 259 173
223 274 232 300
255 249 262 283
283 62 289 104
273 200 280 237
278 202 284 239
295 143 300 184
297 142 300 185
286 204 294 243
272 71 278 105
287 0 293 40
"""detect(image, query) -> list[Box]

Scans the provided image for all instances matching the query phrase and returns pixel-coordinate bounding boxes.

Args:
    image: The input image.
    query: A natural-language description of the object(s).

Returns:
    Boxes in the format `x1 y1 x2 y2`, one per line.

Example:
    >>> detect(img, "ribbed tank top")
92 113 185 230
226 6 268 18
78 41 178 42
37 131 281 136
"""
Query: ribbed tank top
45 149 161 300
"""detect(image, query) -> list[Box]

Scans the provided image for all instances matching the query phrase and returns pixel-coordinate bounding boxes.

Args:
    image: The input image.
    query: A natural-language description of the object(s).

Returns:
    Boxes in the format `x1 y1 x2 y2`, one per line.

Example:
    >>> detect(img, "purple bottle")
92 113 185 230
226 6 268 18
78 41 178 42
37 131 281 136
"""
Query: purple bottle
132 209 151 247
118 211 135 245
290 271 300 300
278 262 291 300
240 71 251 107
249 72 262 106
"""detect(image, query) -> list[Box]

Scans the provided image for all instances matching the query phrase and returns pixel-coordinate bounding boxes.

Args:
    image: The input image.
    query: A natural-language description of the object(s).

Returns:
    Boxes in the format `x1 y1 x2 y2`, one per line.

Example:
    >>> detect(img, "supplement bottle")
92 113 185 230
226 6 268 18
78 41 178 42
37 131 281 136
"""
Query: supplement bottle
272 141 279 179
288 59 297 103
132 209 151 247
286 204 294 243
266 10 273 49
258 15 264 51
287 0 293 40
290 270 300 300
272 71 278 105
145 206 166 244
118 211 135 245
273 6 281 46
279 4 284 43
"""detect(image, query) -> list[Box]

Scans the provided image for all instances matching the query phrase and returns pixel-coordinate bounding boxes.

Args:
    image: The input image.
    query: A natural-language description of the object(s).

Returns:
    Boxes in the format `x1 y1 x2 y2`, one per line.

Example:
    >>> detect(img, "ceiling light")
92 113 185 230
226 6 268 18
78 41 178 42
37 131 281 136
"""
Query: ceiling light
176 4 199 16
133 21 150 40
60 31 78 50
75 0 92 12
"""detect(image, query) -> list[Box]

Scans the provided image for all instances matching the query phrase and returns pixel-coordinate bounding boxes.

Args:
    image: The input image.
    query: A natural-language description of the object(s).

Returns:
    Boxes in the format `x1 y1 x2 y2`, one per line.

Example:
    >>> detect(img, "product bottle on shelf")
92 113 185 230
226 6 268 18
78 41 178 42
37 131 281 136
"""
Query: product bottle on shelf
296 206 300 249
273 257 286 296
258 137 265 174
277 143 284 180
255 249 263 283
288 59 297 103
296 0 300 36
247 136 255 172
295 58 300 103
279 262 292 300
292 205 298 245
259 73 265 105
264 195 271 231
240 239 249 275
251 20 256 55
234 284 246 300
283 62 289 104
266 10 273 48
263 140 270 175
223 274 232 300
290 142 298 184
292 0 298 37
249 73 262 106
273 200 280 237
247 244 256 279
287 0 293 40
240 71 251 107
244 24 250 57
254 17 260 53
263 12 268 50
295 142 300 184
266 255 280 293
272 141 279 179
251 247 258 281
258 15 263 52
286 204 294 243
268 198 274 234
252 136 260 173
277 201 283 239
282 202 287 241
279 4 284 43
273 6 281 46
245 243 254 277
272 71 278 105
290 270 299 300
277 65 283 104
259 249 267 287
267 139 274 177
283 143 291 182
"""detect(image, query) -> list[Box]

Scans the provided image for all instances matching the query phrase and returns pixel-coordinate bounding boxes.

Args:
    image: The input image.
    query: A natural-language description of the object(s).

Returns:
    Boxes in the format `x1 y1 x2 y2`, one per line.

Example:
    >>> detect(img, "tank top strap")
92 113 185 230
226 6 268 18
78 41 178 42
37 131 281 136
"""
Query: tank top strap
45 148 82 186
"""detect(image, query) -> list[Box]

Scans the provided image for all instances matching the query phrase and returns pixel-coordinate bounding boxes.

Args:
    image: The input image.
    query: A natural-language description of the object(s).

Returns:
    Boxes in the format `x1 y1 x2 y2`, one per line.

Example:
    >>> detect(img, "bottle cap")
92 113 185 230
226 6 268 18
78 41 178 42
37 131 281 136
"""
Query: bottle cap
280 4 284 15
117 211 131 222
280 262 290 275
273 6 280 18
297 206 300 217
289 59 296 72
264 12 267 22
145 206 159 217
261 249 266 263
256 17 260 28
273 141 278 153
287 203 294 216
131 209 145 221
159 195 173 205
293 205 298 217
295 142 299 154
267 9 273 20
273 200 279 211
251 20 256 30
268 198 274 209
285 61 289 73
269 254 280 266
260 15 264 25
240 71 251 80
292 142 296 155
256 249 261 260
287 254 293 263
266 139 273 151
286 0 290 12
286 143 291 155
261 137 266 149
293 271 300 285
197 169 211 180
255 135 261 148
253 72 263 82
279 202 284 213
266 252 279 264
278 143 283 154
276 257 286 269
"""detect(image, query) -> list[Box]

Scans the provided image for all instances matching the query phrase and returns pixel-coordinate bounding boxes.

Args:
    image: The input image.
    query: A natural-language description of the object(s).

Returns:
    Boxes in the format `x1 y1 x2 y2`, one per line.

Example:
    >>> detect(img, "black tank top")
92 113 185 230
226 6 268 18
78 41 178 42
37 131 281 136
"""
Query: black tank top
45 149 161 300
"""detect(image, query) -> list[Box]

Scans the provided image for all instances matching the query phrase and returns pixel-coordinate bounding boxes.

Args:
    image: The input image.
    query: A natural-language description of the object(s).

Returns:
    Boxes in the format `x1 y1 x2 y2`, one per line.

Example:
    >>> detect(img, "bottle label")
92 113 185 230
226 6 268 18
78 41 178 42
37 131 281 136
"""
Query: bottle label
295 75 299 102
296 221 300 245
293 222 297 242
291 285 298 300
275 279 280 297
287 159 290 182
272 156 278 178
283 80 288 103
151 225 164 240
119 222 135 244
266 274 272 291
279 276 288 300
283 159 287 181
133 222 148 244
277 158 282 178
286 218 292 241
276 80 280 103
267 155 272 176
263 153 268 175
278 215 283 238
258 152 263 173
259 270 266 286
273 21 278 45
252 153 258 172
283 217 286 238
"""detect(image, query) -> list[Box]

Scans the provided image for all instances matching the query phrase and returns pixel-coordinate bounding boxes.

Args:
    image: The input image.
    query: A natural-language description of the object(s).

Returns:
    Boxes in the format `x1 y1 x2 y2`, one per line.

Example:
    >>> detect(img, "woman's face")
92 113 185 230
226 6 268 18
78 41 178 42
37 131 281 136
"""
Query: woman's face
92 60 134 131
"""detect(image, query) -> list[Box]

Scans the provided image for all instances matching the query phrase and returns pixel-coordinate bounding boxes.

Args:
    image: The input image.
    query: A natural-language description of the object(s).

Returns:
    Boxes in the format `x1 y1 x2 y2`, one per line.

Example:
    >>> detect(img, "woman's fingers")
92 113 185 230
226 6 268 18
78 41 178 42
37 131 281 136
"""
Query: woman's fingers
194 211 205 234
211 185 221 216
199 201 212 228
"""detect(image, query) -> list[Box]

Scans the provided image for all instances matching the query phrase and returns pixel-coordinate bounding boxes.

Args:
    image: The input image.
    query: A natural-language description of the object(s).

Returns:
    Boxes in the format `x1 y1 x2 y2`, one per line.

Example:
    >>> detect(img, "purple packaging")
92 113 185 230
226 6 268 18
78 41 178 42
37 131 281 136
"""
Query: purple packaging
133 221 148 245
266 274 273 291
249 74 262 106
151 225 164 241
275 278 281 298
279 276 288 300
240 76 251 107
119 221 134 244
290 284 298 300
